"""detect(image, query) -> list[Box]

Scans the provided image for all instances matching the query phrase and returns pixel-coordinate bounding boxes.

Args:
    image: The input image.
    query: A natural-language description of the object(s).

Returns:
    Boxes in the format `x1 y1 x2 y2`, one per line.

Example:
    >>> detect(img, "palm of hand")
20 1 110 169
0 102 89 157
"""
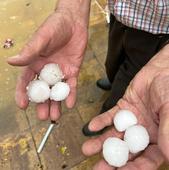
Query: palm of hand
29 18 88 84
82 47 169 170
8 12 88 120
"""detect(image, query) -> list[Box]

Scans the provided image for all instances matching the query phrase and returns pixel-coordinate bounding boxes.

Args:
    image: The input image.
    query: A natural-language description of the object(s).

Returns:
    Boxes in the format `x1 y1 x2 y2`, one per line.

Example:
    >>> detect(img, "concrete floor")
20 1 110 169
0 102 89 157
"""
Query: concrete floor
0 0 168 170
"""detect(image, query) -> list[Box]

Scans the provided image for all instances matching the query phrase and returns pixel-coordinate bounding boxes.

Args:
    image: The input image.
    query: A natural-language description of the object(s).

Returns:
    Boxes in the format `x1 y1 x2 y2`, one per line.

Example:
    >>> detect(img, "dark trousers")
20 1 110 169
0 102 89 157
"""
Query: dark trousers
101 15 169 113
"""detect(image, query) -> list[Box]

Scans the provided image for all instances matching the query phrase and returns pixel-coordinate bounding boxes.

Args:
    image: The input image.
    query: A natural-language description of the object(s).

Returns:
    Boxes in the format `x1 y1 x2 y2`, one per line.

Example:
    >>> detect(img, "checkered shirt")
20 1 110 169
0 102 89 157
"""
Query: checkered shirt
108 0 169 34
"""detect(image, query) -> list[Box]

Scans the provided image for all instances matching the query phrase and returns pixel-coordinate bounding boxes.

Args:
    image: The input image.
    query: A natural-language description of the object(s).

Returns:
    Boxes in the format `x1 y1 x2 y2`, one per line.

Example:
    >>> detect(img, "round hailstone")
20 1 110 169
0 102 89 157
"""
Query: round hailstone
39 63 63 86
124 125 150 153
103 137 129 167
50 82 70 101
114 110 138 132
27 80 50 103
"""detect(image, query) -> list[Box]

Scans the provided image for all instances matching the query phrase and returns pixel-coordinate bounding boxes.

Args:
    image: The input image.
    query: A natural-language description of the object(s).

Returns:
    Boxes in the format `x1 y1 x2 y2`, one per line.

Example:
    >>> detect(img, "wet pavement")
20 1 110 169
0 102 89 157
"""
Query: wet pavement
0 0 168 170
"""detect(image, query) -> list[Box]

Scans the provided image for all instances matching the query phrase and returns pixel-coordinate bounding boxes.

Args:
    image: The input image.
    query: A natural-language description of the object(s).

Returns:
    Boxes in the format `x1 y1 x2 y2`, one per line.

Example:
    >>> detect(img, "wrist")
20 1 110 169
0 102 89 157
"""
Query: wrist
56 0 91 27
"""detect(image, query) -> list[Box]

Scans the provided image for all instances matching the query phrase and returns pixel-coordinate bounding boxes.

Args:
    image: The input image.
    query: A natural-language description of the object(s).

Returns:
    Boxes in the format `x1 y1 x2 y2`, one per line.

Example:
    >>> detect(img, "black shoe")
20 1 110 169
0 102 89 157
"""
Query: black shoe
96 78 112 91
82 122 108 136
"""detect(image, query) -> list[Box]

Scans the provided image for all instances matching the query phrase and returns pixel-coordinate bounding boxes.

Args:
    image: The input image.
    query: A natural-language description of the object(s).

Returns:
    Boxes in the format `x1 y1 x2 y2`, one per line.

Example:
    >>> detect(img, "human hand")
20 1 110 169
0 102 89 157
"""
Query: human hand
7 9 88 120
82 44 169 170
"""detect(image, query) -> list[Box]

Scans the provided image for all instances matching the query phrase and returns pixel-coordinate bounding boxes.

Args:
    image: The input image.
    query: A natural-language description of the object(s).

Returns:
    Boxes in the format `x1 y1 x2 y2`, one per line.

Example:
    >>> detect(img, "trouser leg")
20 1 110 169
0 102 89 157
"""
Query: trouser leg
101 20 169 113
105 15 126 83
101 54 137 113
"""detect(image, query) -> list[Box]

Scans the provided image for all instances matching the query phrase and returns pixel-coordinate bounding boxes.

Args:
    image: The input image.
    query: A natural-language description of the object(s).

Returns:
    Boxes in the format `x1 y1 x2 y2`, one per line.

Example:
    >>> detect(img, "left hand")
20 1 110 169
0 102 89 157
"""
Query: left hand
82 44 169 170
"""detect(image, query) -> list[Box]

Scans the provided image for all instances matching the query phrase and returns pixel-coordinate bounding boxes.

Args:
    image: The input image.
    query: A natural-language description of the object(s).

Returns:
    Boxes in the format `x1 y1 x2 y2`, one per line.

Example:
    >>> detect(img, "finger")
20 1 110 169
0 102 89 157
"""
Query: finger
88 106 119 132
15 67 35 109
50 101 61 121
158 103 169 160
36 100 50 120
118 145 164 170
65 77 77 108
93 159 115 170
7 13 73 66
7 28 49 66
82 128 122 156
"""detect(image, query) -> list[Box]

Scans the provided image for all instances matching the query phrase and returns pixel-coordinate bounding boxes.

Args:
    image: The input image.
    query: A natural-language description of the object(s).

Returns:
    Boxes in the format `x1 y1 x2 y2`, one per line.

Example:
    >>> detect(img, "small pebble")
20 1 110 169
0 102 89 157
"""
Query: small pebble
26 3 31 6
87 98 94 103
62 164 68 169
3 38 14 49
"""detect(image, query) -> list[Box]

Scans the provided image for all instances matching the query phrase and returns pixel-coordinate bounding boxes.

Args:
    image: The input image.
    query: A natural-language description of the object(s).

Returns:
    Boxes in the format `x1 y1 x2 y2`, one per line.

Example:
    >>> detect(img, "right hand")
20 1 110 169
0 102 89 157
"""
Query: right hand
7 9 88 120
82 45 169 170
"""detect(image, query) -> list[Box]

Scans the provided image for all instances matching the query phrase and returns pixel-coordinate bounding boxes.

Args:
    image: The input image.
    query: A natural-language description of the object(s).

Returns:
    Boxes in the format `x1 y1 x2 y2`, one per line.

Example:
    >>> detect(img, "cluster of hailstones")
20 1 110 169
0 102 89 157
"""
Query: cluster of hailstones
27 63 70 103
103 110 150 168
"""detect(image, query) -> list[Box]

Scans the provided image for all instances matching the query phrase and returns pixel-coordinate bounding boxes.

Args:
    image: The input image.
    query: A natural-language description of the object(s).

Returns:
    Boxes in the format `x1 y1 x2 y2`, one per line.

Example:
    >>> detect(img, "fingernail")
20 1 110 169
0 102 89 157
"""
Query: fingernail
7 54 19 62
9 54 20 59
88 121 95 131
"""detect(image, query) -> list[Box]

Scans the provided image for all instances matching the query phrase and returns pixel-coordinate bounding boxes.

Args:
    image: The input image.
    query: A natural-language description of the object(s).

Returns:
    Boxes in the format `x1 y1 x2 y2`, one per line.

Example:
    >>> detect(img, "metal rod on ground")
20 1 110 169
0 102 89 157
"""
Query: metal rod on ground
37 121 56 153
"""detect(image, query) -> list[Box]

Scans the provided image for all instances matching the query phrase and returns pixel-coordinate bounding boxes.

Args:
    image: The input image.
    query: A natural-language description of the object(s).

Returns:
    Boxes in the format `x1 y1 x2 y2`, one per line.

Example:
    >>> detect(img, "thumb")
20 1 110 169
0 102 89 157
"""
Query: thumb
7 12 74 66
7 30 49 66
158 103 169 161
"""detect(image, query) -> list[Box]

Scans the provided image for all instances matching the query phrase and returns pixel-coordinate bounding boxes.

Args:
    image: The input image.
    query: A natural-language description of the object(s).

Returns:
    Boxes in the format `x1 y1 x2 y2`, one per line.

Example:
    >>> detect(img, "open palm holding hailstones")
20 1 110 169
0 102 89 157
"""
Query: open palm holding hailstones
102 110 150 168
82 45 169 170
27 63 70 103
8 11 88 121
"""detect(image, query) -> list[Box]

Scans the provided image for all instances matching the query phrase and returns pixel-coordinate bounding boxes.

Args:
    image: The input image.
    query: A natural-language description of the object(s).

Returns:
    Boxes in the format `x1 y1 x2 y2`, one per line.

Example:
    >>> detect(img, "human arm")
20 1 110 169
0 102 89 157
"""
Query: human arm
82 44 169 169
7 0 91 120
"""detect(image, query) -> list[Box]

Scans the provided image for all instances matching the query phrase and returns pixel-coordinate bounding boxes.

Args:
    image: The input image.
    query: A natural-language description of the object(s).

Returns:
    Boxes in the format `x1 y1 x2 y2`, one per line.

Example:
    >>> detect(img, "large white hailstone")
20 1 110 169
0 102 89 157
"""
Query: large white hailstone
114 110 138 132
124 125 150 153
50 82 70 101
103 137 129 167
27 80 50 103
39 63 63 86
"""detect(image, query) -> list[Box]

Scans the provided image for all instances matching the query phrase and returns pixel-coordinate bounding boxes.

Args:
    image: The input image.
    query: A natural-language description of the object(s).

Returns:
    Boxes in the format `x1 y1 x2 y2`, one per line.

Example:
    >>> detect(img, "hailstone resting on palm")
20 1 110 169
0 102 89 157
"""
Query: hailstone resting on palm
103 110 150 167
27 63 70 103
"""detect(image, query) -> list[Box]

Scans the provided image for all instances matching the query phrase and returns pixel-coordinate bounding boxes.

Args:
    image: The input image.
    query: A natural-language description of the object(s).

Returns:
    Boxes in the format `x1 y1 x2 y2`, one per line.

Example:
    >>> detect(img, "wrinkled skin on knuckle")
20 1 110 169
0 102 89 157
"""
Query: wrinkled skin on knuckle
42 13 73 51
24 11 75 58
149 70 169 113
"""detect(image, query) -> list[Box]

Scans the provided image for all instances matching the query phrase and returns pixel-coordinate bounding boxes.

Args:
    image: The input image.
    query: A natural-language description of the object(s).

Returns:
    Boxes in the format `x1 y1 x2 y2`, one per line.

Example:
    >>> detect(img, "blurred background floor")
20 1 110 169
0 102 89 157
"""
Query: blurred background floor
0 0 168 170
